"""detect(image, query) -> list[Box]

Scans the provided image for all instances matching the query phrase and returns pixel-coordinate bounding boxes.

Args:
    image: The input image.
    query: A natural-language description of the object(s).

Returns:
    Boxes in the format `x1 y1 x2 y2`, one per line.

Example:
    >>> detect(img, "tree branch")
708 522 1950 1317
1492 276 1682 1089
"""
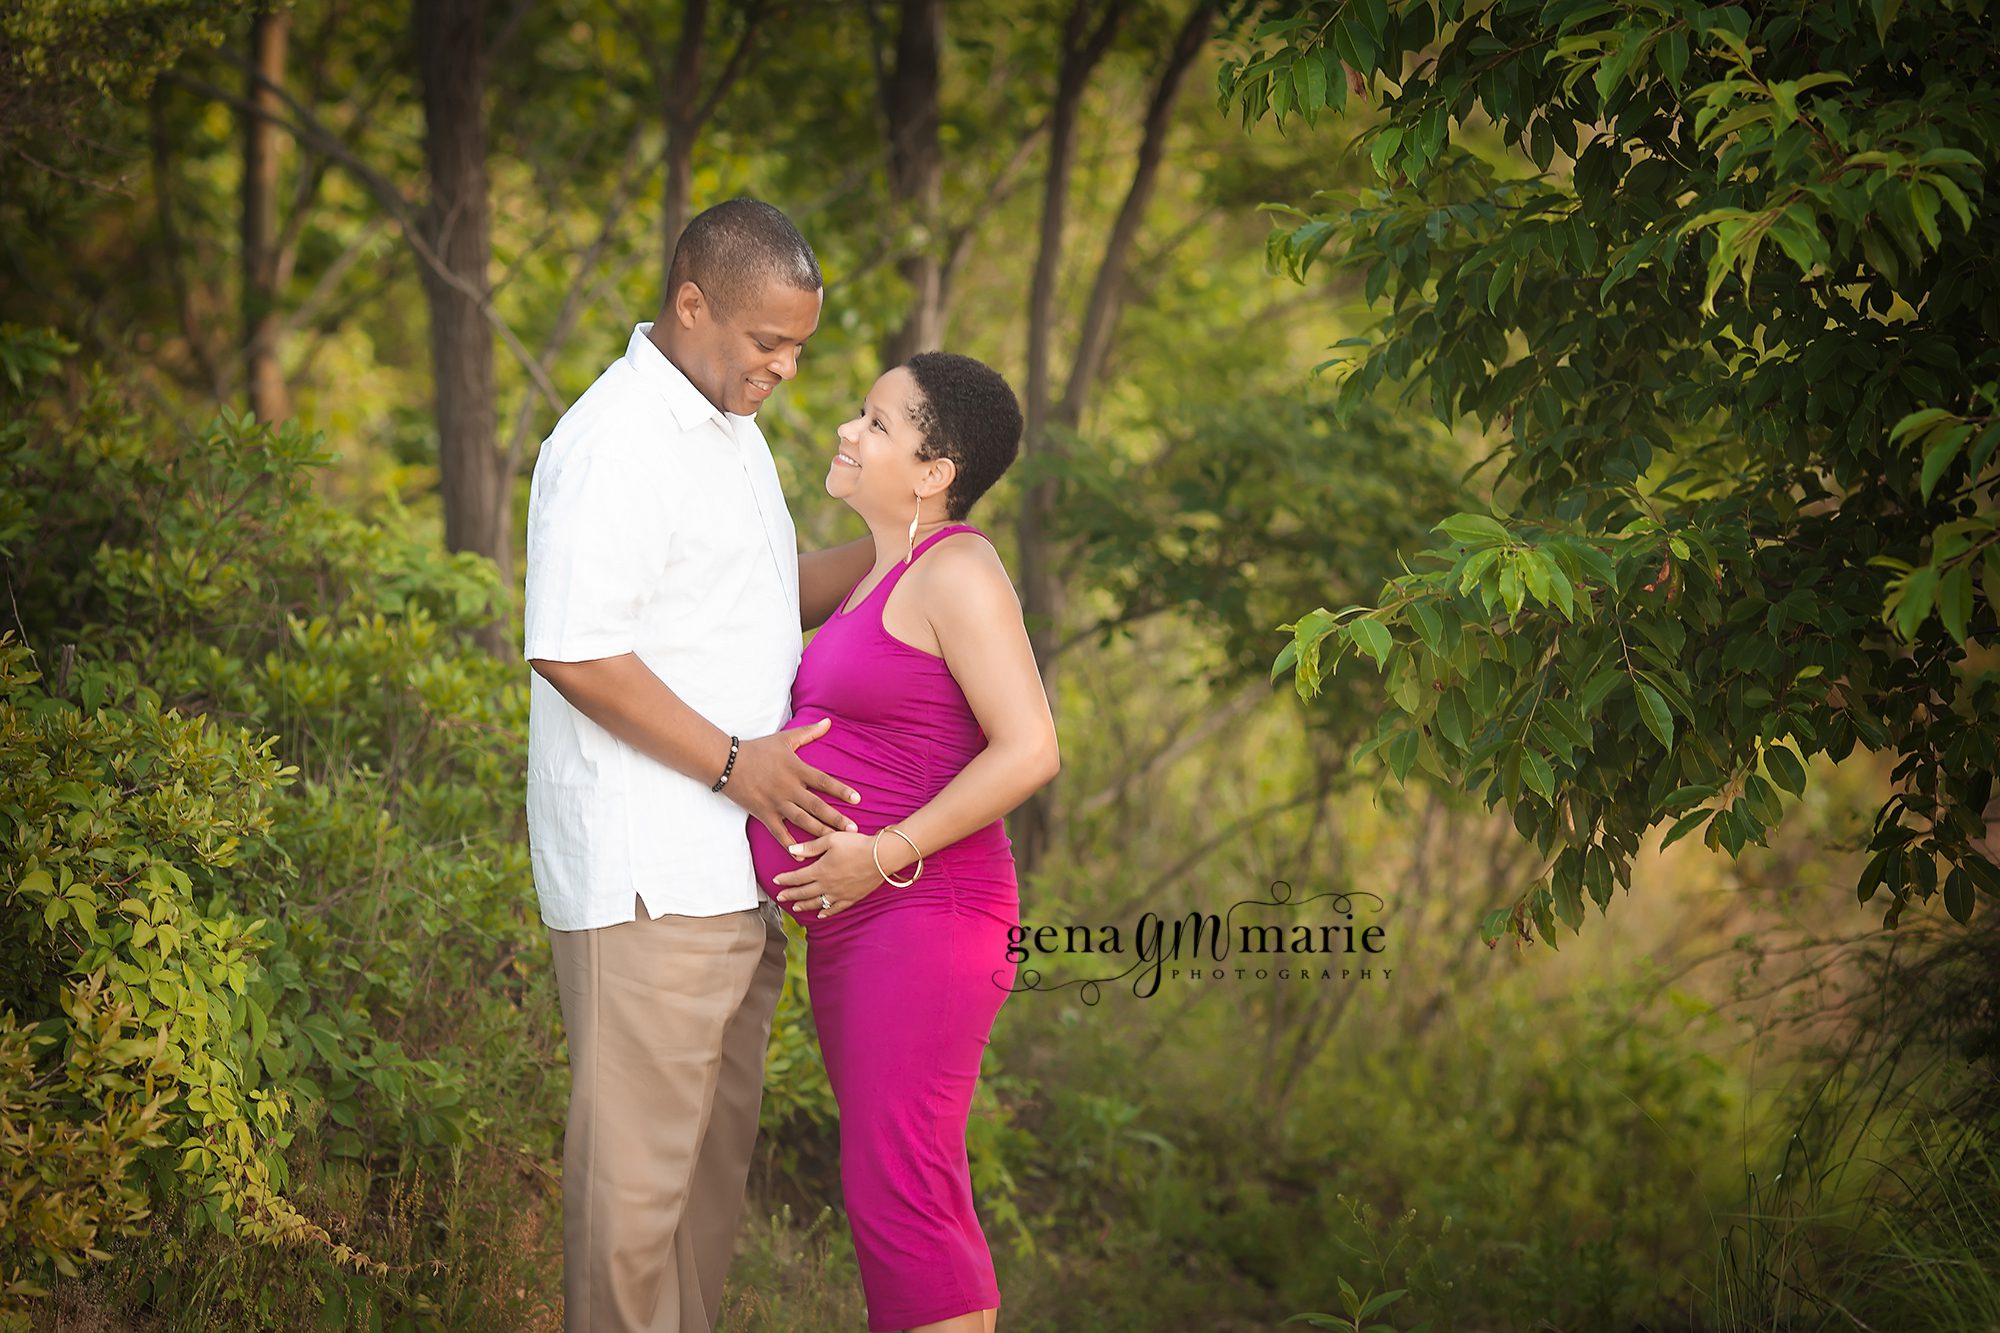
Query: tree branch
148 88 224 400
1059 0 1219 426
171 58 563 416
504 124 660 477
694 1 770 127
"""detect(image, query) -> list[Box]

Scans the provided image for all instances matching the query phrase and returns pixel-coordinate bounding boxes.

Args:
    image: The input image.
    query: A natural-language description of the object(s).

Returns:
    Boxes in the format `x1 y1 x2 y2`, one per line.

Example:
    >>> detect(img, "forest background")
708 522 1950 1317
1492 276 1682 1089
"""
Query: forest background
3 0 1998 1329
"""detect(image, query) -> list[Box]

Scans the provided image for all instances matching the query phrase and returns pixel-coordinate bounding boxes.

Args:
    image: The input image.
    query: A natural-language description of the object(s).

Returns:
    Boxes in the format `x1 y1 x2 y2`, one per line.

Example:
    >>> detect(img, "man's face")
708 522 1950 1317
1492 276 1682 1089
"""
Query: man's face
672 277 823 417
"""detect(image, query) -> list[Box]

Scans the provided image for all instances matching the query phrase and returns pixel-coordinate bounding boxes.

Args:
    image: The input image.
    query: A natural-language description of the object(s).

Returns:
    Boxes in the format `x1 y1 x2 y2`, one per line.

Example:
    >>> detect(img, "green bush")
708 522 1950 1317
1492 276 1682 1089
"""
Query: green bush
0 327 530 1316
0 326 870 1324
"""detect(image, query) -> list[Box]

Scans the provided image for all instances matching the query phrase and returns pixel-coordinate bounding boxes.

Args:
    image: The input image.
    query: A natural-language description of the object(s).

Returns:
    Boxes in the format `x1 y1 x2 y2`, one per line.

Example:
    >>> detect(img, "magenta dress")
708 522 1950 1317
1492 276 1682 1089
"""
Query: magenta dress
747 523 1018 1331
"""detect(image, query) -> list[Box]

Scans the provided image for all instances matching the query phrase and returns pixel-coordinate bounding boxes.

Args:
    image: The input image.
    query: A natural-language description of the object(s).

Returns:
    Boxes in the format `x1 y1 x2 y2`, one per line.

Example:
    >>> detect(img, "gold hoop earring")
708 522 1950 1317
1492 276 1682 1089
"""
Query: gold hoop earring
905 491 922 564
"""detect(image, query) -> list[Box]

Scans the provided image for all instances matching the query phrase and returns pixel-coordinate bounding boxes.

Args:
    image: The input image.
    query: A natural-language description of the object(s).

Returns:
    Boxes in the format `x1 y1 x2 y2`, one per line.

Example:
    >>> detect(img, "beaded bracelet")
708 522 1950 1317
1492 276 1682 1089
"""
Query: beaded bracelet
710 735 740 791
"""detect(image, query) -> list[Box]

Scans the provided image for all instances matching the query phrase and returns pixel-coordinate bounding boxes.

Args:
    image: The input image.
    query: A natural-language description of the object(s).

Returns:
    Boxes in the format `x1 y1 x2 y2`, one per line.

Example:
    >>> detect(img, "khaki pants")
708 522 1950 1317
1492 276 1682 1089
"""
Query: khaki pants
550 896 788 1333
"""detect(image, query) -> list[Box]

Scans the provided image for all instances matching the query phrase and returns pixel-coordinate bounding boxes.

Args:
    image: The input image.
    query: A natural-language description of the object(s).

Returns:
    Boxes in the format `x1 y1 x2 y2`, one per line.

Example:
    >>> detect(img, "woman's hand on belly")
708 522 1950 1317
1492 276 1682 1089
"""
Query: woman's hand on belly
771 830 896 919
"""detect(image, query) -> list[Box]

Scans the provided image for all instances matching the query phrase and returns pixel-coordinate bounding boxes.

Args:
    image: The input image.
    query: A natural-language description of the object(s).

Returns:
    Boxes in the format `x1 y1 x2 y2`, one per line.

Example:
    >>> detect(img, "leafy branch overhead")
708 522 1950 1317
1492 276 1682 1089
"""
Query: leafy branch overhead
1227 0 1999 943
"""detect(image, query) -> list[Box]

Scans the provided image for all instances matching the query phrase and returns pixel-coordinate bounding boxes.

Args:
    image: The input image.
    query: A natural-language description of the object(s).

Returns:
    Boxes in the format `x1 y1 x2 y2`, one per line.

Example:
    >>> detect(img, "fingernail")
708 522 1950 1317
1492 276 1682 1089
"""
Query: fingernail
848 790 861 802
846 821 859 833
788 844 803 856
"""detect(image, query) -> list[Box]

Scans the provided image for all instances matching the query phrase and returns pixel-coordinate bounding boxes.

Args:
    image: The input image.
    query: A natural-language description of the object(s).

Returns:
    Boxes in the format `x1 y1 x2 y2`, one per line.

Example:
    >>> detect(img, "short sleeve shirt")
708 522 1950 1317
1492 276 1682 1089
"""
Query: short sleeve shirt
523 324 801 930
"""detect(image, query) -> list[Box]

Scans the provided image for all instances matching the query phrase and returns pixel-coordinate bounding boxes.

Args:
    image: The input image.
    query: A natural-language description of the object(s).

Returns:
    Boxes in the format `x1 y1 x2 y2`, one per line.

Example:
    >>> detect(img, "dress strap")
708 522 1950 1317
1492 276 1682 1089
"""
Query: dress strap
910 522 984 563
838 523 987 618
876 522 984 596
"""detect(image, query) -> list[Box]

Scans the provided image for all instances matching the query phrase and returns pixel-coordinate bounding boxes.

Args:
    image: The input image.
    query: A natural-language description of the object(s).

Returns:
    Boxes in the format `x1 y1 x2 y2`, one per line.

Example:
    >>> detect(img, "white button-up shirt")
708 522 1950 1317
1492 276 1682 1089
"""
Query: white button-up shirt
523 324 801 930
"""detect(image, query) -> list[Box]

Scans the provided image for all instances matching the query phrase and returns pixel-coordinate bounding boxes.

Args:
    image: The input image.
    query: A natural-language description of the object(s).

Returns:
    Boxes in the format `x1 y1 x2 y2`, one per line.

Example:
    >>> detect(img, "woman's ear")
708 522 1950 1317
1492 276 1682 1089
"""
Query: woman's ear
919 456 957 500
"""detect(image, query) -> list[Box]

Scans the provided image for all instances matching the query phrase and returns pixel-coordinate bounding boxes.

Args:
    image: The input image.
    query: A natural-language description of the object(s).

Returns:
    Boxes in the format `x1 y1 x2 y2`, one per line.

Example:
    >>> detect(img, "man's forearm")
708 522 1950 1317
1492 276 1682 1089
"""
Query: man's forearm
798 536 875 630
529 653 732 785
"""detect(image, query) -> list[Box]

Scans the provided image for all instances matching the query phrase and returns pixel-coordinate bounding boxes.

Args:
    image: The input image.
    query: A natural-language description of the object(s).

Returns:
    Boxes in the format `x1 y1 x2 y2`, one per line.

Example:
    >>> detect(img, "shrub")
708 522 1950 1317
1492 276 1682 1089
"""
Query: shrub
0 326 523 1313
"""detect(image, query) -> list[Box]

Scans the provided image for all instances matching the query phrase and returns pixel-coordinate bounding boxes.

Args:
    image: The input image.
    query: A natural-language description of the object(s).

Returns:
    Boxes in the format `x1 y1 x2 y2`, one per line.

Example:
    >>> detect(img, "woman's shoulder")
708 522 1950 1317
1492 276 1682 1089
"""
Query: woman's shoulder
906 530 1021 630
916 529 1012 586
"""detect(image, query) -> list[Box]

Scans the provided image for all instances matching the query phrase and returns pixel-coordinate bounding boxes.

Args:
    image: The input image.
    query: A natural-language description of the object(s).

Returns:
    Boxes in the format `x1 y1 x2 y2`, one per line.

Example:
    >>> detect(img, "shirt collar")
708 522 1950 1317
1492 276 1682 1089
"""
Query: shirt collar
627 323 735 436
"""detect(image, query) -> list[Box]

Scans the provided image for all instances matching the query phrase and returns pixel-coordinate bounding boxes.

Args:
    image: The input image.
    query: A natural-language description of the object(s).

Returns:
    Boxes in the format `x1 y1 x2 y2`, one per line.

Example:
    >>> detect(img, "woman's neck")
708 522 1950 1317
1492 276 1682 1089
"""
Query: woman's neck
864 513 957 567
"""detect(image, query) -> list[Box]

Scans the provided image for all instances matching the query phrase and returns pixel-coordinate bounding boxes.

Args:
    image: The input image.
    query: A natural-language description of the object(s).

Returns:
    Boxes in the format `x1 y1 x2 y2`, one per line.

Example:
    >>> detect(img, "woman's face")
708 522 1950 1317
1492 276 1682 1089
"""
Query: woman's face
827 367 950 518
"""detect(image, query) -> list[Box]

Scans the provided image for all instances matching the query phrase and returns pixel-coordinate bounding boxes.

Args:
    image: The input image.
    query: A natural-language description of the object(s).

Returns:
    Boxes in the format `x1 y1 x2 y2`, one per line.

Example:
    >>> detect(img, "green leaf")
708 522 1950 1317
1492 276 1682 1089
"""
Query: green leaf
1580 667 1623 716
1351 618 1394 669
1552 870 1585 931
1890 407 1951 444
1521 552 1554 609
1635 682 1674 750
1764 743 1808 797
1435 512 1511 546
1892 564 1939 640
1944 868 1973 923
1856 848 1890 903
1939 563 1973 644
1584 844 1614 908
1542 559 1576 619
1660 806 1712 851
1522 749 1556 804
1921 423 1971 498
1357 1289 1408 1320
1499 561 1525 618
1436 688 1473 749
1385 728 1420 782
1662 29 1689 88
1408 599 1443 654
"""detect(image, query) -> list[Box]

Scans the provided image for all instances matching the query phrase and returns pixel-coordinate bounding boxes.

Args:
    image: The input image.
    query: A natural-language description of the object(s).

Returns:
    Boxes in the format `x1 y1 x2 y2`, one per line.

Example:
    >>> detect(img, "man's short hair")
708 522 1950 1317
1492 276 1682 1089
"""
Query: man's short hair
665 198 822 320
904 352 1023 520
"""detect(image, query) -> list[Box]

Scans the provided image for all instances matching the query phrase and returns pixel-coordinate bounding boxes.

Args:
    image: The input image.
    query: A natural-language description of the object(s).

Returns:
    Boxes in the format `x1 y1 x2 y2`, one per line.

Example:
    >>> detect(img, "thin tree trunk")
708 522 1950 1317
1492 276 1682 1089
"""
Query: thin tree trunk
660 0 708 268
1012 0 1130 876
152 88 224 400
241 7 290 422
415 0 509 652
621 0 765 288
1059 0 1216 426
880 0 942 364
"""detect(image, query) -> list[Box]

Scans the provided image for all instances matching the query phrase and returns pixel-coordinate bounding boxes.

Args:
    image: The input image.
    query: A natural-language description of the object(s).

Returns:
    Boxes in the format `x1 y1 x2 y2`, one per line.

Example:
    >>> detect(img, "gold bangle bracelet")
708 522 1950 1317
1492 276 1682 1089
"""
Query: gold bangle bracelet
873 827 923 888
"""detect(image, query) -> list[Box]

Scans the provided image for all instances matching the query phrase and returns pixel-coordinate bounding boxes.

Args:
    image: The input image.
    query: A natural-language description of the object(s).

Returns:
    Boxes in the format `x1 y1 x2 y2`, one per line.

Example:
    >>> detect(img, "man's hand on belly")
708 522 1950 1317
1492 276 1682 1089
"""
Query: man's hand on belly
727 719 864 846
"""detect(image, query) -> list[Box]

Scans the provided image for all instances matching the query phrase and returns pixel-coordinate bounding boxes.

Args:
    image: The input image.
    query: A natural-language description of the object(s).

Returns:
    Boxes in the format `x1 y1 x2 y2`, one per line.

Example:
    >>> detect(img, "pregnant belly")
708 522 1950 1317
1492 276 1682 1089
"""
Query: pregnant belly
744 711 1008 926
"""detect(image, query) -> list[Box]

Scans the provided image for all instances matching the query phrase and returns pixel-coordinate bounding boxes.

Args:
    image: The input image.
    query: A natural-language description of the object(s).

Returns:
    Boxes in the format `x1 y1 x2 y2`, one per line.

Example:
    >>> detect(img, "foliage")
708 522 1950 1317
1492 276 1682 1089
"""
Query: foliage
0 327 522 1309
0 974 168 1311
1226 0 2000 942
1053 390 1465 700
979 960 1740 1330
0 0 244 180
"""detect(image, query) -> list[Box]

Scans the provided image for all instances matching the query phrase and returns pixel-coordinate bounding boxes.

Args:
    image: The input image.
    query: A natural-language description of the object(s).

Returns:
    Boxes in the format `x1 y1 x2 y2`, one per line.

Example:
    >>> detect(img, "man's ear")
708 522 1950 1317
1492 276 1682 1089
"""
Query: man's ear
671 279 705 329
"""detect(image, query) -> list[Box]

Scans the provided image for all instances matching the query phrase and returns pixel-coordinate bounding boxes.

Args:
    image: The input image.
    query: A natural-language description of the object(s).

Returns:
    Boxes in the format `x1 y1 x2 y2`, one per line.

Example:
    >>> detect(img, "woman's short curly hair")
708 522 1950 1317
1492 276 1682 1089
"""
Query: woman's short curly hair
903 351 1023 520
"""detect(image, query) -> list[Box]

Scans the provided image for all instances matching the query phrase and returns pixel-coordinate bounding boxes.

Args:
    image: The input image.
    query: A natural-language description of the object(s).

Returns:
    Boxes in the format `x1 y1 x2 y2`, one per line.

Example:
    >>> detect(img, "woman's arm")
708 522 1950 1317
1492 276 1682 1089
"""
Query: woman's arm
798 536 875 630
771 537 1059 911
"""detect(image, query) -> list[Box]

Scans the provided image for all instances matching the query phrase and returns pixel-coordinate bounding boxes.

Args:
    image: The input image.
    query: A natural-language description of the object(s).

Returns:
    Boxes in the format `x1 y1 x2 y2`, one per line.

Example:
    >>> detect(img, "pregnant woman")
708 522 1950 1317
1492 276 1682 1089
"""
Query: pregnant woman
746 351 1059 1333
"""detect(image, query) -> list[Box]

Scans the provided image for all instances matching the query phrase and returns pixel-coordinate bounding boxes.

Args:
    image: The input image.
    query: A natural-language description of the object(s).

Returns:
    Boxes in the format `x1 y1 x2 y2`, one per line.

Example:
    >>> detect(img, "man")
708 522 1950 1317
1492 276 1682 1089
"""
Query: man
523 198 875 1332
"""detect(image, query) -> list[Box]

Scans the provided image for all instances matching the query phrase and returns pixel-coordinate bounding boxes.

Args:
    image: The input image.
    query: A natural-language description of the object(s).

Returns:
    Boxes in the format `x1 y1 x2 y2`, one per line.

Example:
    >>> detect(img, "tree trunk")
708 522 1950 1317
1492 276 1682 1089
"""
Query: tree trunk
415 0 509 650
880 0 943 364
660 0 709 272
1011 0 1130 876
241 7 290 422
1059 1 1216 426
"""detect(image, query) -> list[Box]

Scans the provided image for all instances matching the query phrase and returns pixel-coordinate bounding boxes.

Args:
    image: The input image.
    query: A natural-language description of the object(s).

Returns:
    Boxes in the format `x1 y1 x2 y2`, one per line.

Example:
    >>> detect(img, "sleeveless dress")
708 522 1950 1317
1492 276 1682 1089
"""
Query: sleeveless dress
746 522 1019 1331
